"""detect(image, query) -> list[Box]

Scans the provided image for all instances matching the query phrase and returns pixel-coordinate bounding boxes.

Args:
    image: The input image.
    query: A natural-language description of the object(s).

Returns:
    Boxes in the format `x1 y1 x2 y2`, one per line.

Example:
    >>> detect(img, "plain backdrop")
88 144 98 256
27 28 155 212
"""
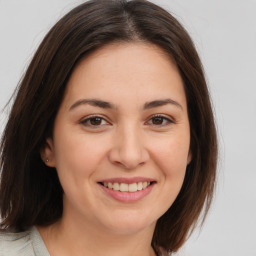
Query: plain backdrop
0 1 256 255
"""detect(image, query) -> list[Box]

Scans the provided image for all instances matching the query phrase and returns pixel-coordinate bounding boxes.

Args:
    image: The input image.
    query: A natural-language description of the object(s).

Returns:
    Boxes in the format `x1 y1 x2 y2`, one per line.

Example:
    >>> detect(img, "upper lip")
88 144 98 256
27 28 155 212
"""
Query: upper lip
98 177 156 184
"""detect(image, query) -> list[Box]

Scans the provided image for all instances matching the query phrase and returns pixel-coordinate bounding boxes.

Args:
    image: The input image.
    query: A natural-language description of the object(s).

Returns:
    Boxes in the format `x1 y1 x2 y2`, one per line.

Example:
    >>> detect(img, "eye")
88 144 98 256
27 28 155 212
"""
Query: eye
80 115 109 127
146 115 174 126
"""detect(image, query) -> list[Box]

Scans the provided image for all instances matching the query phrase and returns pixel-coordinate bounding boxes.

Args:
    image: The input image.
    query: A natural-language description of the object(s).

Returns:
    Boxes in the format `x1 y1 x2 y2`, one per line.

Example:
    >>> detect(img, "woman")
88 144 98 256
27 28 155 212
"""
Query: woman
0 0 217 255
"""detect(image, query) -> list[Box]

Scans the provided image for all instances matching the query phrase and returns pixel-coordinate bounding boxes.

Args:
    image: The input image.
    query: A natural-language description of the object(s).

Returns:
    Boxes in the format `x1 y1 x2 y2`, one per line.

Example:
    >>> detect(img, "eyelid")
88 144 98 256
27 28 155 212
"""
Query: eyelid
146 114 175 126
79 113 174 128
80 114 111 127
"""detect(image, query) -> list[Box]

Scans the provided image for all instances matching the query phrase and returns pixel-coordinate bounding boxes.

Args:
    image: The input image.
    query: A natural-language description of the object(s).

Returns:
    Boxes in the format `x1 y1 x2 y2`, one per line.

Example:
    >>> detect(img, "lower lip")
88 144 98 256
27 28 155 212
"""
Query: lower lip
99 183 155 203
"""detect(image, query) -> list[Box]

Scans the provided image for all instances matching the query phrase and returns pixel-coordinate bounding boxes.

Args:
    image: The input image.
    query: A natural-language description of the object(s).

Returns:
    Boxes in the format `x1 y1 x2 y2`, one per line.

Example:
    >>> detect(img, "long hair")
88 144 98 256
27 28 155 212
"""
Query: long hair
0 0 217 253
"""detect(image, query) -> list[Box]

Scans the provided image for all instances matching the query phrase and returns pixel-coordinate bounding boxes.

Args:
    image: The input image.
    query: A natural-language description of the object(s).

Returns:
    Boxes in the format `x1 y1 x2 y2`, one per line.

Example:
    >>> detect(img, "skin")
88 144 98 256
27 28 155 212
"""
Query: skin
39 42 191 256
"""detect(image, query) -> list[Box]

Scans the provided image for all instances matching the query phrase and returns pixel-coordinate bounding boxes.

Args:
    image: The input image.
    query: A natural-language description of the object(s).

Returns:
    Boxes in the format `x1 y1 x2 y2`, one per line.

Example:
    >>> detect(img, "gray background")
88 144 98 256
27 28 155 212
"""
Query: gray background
0 1 256 255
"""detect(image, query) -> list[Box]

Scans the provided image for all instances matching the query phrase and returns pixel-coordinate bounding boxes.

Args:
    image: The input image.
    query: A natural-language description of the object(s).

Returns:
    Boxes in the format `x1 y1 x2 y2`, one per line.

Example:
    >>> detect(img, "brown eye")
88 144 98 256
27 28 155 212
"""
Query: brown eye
147 115 173 126
89 117 103 125
151 116 164 125
80 116 109 127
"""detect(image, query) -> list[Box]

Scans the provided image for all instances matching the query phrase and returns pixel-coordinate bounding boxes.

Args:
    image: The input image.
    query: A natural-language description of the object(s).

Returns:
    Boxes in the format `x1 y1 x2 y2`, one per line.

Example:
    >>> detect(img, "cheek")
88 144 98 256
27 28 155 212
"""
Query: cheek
151 137 189 180
53 131 108 181
52 133 107 205
147 138 189 217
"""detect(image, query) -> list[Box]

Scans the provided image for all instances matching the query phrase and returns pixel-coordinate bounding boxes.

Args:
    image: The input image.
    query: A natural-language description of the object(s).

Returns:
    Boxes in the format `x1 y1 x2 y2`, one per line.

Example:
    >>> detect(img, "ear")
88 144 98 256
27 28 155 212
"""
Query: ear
187 150 192 165
40 138 56 167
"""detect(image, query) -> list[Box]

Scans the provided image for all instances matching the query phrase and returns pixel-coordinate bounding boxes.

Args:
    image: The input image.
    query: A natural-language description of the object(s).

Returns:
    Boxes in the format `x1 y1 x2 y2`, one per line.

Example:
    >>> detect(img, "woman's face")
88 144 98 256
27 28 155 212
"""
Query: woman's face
43 42 191 235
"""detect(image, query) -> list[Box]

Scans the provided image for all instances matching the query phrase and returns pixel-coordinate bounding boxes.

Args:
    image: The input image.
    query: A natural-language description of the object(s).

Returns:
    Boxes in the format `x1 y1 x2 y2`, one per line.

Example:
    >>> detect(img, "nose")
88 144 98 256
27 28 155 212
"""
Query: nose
108 125 150 170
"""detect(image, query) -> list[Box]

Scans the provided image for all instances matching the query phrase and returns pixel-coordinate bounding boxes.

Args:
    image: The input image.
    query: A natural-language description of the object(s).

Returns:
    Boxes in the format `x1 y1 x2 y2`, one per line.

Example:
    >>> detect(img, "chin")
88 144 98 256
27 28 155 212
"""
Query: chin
101 211 157 235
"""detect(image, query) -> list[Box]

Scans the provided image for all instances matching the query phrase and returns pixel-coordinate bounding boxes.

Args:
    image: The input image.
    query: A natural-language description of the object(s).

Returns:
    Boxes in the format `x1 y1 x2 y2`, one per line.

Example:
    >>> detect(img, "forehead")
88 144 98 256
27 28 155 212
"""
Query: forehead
62 42 187 109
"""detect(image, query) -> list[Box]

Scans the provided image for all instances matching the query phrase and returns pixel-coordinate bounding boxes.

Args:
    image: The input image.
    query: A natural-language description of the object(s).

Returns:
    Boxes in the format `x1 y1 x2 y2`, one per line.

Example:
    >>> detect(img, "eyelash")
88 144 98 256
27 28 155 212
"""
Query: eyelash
146 114 174 126
80 115 109 128
80 114 174 128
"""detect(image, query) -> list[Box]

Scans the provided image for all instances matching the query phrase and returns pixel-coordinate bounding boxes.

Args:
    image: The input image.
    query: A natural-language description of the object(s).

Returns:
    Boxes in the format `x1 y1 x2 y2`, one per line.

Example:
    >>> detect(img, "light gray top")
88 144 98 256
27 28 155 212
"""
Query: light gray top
0 226 180 256
0 226 49 256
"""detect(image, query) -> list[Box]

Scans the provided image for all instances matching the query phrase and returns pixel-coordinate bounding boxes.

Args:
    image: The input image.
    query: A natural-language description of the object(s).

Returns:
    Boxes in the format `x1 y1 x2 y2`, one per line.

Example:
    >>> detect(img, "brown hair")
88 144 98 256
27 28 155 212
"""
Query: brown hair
0 0 217 254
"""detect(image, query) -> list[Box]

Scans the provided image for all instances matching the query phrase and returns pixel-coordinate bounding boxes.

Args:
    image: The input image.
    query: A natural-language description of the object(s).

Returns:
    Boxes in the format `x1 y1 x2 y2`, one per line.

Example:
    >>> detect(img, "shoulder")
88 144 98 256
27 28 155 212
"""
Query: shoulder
0 226 49 256
0 228 34 256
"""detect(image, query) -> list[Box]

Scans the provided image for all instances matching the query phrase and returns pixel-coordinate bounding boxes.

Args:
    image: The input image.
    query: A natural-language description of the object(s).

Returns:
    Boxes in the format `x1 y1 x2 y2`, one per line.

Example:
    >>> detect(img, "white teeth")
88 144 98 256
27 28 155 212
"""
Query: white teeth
142 181 148 189
103 181 151 192
113 183 119 191
119 183 129 192
137 182 143 191
128 183 137 192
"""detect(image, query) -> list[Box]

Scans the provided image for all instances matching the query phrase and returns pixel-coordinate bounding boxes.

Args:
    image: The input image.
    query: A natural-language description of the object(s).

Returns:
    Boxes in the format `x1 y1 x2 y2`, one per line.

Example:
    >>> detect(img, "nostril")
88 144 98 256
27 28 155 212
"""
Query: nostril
113 160 125 168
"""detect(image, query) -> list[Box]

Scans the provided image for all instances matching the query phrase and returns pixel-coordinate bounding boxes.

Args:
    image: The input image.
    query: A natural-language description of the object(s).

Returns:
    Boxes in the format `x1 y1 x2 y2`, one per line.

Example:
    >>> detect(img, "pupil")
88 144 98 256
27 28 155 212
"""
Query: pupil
91 117 101 125
153 117 163 125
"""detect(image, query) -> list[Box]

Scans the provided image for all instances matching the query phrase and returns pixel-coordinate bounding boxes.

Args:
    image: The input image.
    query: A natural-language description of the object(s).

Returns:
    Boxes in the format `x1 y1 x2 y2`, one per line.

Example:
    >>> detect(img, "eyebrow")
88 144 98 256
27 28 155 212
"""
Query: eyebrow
69 99 115 111
69 98 183 111
143 99 183 110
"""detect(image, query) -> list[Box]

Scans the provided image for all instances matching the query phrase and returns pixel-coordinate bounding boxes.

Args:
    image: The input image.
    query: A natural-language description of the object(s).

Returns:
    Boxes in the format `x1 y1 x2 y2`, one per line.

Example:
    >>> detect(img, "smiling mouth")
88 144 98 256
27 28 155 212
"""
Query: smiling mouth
98 181 155 193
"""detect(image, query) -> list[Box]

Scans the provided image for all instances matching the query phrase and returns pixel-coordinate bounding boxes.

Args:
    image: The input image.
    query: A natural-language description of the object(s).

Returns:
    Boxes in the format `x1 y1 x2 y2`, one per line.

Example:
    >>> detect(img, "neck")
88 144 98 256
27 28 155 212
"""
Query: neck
37 208 157 256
